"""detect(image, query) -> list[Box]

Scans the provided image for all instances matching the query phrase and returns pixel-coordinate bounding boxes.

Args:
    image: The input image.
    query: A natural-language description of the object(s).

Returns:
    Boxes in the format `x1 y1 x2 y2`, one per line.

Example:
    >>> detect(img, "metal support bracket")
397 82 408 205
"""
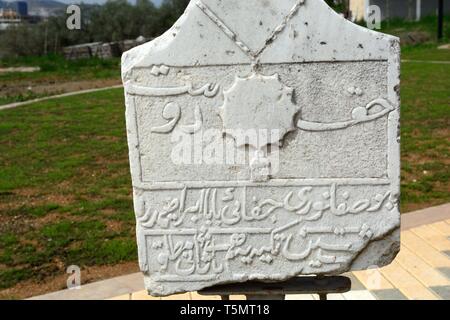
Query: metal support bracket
198 276 352 300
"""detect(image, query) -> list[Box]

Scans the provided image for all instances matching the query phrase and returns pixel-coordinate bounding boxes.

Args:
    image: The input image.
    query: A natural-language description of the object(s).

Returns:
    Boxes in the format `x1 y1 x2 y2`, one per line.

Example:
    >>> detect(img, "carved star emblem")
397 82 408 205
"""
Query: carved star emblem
220 73 299 150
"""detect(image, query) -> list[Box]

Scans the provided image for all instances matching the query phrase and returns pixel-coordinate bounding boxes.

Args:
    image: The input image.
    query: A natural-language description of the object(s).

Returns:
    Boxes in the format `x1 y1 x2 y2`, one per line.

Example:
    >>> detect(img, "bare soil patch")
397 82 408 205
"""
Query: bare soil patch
1 78 121 99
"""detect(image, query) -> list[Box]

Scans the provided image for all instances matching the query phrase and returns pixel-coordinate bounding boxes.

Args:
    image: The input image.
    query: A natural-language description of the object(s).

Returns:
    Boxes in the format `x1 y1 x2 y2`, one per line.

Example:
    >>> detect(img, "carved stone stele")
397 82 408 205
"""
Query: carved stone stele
122 0 401 296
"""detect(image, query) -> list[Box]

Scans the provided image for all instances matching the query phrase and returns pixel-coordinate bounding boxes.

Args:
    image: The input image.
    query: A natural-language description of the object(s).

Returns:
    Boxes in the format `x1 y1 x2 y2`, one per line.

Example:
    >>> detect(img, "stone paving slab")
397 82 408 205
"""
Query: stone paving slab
438 268 450 280
397 245 450 287
371 289 407 300
401 203 450 230
412 225 450 252
402 230 450 268
380 260 439 300
433 222 450 234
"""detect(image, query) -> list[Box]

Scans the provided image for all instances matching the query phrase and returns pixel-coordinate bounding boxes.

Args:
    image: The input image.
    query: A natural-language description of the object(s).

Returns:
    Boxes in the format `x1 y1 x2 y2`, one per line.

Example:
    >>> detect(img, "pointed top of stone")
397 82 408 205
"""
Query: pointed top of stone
123 0 398 78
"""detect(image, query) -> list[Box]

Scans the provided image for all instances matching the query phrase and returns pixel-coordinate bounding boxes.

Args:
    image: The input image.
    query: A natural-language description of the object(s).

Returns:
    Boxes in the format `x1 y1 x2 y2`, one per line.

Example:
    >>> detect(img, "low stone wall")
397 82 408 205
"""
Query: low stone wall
63 38 148 60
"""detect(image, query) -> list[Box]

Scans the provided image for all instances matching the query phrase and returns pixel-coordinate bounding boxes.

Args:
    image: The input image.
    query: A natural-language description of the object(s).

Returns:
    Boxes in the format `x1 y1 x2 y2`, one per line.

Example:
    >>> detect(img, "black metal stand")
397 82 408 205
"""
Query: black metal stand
198 276 351 300
437 0 444 40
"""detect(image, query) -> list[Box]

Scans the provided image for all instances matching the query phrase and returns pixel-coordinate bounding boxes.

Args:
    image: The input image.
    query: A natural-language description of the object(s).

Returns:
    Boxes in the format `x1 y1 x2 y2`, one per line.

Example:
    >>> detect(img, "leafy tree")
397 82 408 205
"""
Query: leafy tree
325 0 349 16
158 0 190 32
0 24 47 57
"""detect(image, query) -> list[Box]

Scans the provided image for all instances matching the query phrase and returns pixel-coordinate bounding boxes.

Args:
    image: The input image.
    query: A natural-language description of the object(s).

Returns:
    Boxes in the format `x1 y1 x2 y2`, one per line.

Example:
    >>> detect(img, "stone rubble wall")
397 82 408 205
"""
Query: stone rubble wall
63 38 149 60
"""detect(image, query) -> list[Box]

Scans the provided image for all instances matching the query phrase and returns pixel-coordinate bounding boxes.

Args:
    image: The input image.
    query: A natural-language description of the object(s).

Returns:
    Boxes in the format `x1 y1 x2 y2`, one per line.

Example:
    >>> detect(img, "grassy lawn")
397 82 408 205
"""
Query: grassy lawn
0 46 449 298
402 44 450 61
0 89 135 297
0 55 121 106
400 48 450 212
379 14 450 43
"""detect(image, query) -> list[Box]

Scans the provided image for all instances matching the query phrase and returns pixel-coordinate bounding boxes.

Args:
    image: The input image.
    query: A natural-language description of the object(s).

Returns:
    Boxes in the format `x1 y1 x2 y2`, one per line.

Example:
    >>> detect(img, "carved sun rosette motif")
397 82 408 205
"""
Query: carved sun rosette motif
220 73 299 150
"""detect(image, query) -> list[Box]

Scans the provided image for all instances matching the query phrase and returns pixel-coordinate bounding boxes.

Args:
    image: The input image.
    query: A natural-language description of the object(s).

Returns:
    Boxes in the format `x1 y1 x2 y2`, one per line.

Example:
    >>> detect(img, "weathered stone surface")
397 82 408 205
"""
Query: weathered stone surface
122 0 401 296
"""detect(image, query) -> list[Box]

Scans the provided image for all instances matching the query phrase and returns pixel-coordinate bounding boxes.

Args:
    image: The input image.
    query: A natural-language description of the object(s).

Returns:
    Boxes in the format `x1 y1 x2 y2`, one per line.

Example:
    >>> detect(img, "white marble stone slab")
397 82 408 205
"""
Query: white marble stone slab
122 0 401 296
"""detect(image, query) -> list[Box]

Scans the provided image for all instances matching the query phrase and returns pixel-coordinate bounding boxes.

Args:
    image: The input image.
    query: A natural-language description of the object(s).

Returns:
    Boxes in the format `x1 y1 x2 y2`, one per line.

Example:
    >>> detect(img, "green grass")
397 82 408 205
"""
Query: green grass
0 46 449 292
402 44 450 61
0 92 50 106
0 54 120 80
0 88 136 290
379 14 450 43
400 50 450 211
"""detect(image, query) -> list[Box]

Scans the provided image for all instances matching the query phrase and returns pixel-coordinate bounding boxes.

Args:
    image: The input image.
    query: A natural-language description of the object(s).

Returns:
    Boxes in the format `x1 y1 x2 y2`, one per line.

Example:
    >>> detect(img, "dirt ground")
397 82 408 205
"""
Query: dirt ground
1 78 122 104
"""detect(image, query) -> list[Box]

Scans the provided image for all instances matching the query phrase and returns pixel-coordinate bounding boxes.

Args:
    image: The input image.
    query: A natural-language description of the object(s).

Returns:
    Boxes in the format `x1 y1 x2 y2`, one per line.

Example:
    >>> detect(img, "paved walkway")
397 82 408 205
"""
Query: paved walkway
30 203 450 300
0 67 40 73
